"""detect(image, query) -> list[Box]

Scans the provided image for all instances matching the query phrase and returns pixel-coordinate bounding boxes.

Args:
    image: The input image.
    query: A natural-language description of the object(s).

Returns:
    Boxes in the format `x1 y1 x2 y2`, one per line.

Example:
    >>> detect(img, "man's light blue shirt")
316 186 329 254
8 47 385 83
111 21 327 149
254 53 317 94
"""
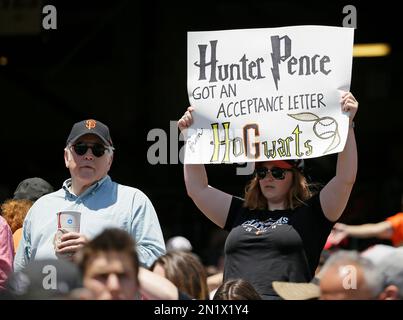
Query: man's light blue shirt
14 175 165 271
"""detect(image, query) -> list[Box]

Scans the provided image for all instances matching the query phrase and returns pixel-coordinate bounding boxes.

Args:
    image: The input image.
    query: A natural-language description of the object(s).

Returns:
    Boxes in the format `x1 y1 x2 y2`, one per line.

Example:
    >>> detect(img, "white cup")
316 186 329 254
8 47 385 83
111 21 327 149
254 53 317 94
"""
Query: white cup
57 210 81 233
54 211 81 258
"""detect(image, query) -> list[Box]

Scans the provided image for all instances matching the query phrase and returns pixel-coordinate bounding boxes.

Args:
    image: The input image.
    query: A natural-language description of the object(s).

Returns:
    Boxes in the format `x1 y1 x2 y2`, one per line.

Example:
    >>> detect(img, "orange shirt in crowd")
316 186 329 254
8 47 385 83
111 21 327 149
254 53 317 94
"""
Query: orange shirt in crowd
386 212 403 246
13 228 22 254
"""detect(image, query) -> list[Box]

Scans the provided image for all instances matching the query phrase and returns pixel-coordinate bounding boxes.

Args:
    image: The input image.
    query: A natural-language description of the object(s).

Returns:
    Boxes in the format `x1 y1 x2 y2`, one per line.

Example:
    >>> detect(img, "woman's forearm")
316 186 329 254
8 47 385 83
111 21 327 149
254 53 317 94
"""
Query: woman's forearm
184 164 208 198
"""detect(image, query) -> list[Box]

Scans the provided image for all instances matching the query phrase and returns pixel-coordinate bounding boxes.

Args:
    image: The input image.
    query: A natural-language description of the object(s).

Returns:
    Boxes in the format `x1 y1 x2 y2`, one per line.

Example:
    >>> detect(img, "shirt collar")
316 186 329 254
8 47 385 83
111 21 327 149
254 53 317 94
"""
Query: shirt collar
62 175 110 199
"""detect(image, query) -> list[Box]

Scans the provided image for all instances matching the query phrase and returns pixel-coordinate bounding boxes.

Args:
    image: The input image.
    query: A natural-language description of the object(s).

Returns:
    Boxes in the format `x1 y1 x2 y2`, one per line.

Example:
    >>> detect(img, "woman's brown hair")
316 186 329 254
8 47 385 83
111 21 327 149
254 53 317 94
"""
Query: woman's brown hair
244 162 313 210
151 251 209 300
213 278 262 300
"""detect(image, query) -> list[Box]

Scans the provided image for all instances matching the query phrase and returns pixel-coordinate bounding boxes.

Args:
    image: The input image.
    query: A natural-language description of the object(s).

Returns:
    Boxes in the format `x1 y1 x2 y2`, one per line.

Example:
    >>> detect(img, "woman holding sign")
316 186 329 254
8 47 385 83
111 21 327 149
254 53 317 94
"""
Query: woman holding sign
178 91 358 300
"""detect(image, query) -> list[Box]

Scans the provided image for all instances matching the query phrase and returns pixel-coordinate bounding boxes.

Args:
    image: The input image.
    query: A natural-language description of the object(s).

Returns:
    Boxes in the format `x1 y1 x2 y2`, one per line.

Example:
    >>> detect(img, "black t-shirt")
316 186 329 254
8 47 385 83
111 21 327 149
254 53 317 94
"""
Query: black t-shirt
223 193 334 299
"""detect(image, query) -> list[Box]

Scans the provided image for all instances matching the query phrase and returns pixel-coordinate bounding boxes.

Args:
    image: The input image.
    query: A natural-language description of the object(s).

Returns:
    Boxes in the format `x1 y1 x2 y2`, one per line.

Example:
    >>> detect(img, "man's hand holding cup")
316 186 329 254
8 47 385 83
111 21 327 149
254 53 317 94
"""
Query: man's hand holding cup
54 211 87 260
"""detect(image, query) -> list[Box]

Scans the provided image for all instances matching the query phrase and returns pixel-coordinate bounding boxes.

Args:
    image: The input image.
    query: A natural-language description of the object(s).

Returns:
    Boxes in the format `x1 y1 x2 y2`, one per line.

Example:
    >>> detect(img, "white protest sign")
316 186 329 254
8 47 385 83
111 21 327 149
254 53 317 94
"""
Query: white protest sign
185 25 354 164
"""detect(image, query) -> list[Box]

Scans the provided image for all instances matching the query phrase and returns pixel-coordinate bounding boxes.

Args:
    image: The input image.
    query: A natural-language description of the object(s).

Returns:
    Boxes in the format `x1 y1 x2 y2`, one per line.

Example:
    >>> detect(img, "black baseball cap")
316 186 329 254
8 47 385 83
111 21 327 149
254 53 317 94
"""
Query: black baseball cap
13 177 54 202
66 119 113 147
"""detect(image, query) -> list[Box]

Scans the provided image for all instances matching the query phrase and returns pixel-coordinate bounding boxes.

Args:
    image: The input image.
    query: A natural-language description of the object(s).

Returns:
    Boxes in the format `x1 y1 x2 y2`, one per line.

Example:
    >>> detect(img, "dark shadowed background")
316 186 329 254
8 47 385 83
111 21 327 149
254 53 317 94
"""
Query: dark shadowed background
1 0 402 263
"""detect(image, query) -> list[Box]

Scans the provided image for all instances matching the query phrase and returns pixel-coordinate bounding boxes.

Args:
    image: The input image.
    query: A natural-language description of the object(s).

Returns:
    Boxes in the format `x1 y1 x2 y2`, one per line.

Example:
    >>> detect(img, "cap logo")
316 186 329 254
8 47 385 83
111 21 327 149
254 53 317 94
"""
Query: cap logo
85 119 97 130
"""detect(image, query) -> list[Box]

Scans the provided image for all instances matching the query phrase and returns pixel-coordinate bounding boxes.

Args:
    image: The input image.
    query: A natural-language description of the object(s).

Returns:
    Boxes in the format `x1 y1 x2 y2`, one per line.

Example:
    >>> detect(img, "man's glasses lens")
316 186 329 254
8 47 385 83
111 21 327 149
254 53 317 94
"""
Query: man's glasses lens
72 143 107 157
256 167 287 180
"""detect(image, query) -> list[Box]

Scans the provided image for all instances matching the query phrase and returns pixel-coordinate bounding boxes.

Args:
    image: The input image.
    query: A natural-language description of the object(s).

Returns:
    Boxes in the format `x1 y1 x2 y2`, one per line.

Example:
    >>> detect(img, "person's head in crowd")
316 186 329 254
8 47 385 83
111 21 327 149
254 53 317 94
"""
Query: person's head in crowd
213 279 262 300
244 159 310 210
3 177 54 233
76 228 139 300
166 236 193 252
151 251 209 300
360 244 396 266
64 119 114 195
2 177 54 253
1 199 33 234
3 259 85 300
13 177 54 202
273 248 403 300
376 248 403 300
319 250 385 300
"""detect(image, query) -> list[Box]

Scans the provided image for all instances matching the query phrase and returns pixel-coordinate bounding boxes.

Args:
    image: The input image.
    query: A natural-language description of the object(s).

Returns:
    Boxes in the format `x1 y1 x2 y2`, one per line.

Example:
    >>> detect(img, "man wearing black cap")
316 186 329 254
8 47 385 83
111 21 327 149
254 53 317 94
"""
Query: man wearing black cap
14 119 165 272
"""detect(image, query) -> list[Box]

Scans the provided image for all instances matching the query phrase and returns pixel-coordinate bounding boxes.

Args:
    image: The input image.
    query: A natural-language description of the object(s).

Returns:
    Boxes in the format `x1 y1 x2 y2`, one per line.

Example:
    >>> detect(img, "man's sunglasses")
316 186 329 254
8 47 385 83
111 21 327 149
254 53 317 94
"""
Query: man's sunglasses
255 167 291 180
71 143 113 158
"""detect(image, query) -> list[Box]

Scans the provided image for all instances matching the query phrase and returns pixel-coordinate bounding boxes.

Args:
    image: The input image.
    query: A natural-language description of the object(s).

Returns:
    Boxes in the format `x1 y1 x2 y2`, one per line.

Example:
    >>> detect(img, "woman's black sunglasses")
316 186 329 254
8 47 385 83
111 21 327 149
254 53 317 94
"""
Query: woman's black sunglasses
71 143 113 158
255 167 291 180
